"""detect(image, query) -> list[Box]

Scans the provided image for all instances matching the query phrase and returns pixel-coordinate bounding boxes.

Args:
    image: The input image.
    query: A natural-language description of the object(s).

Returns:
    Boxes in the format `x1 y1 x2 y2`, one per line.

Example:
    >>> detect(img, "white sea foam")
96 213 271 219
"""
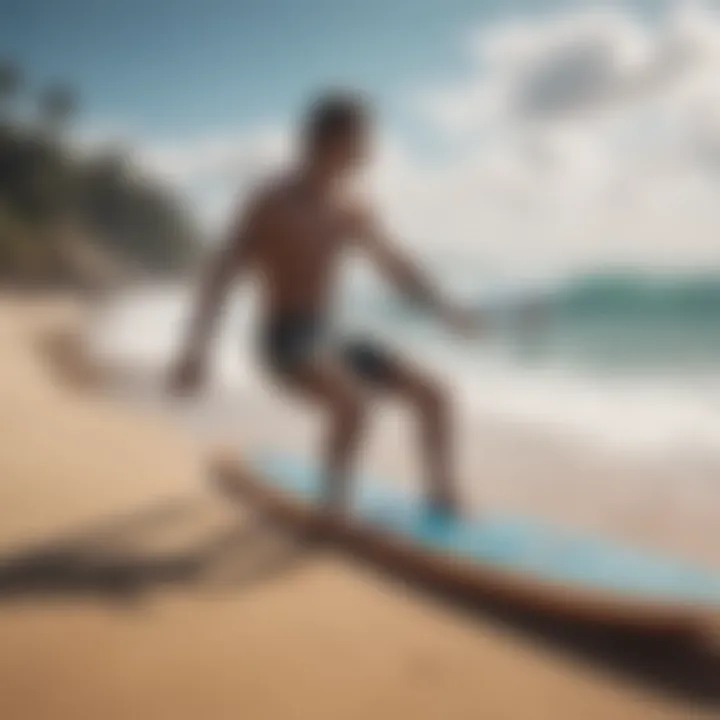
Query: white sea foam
86 282 720 462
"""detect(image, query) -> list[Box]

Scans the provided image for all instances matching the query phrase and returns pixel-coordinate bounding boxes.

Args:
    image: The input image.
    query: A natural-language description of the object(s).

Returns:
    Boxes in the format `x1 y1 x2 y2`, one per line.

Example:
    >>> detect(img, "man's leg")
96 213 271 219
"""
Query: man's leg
383 357 459 514
283 356 371 513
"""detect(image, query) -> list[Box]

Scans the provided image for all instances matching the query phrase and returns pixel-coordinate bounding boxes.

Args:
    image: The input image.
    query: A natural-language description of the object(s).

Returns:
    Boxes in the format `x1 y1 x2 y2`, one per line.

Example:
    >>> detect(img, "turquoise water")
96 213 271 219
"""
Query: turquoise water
522 272 720 372
90 270 720 458
348 270 720 374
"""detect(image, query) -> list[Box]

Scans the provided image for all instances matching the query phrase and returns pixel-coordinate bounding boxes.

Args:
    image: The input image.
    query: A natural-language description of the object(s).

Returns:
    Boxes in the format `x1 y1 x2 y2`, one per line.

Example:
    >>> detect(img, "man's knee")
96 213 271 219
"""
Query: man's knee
414 378 450 417
333 387 369 427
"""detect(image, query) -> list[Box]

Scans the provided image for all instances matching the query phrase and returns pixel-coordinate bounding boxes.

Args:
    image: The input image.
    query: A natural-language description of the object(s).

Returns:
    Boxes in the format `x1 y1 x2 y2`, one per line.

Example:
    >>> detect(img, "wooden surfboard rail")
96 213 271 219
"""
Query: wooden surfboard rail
211 451 718 637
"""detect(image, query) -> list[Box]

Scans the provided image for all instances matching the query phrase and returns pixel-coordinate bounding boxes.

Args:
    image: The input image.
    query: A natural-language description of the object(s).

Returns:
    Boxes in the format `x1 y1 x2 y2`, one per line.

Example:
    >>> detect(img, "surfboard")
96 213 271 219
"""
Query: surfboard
211 450 720 635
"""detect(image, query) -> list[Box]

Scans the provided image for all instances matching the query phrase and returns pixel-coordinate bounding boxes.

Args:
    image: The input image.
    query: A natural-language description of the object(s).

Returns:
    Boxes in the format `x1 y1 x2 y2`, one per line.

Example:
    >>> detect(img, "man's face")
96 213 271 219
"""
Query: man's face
323 125 371 176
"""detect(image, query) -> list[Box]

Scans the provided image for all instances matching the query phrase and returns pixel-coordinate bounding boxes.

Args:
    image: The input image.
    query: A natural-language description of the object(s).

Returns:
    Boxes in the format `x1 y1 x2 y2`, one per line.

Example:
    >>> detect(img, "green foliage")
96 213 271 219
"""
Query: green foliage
0 60 201 286
77 152 200 275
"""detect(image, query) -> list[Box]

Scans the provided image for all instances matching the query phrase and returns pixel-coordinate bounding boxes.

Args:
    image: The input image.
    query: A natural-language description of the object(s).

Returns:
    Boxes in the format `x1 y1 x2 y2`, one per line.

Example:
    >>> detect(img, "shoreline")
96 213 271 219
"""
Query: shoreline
72 294 720 568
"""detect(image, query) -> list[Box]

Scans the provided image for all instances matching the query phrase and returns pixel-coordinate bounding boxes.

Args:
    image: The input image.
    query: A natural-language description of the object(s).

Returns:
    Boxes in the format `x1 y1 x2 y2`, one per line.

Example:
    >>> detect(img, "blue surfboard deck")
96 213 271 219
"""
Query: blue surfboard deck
249 453 720 609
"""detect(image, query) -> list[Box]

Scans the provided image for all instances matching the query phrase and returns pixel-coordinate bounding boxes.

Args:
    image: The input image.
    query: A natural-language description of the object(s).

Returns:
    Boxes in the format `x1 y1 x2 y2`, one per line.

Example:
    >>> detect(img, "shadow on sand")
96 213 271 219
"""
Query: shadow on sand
0 497 717 713
0 498 305 603
360 553 720 713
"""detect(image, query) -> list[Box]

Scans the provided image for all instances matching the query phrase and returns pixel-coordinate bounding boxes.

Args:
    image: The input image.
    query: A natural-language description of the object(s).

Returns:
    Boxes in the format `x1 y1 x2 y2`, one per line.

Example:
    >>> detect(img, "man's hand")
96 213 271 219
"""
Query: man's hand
442 305 483 339
352 209 485 339
168 352 205 396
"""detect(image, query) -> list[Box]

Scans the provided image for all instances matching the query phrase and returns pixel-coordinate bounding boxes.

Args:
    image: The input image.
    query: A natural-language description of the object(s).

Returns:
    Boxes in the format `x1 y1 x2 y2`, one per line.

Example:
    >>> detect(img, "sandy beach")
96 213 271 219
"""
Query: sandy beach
0 293 718 720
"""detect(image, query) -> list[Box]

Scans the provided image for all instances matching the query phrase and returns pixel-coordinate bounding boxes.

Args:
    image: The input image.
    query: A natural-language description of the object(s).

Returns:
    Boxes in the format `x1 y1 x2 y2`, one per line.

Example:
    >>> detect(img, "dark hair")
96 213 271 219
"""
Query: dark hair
303 91 370 149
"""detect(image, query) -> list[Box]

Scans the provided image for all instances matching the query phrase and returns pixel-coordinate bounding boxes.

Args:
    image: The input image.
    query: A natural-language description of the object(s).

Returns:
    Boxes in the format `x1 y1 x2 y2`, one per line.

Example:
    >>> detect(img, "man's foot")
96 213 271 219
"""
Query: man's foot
427 487 463 520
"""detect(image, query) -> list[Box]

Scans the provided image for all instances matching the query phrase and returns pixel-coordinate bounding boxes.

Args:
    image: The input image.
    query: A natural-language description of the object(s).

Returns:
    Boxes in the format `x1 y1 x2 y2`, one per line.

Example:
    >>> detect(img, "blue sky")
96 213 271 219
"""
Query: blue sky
1 0 665 137
5 0 720 270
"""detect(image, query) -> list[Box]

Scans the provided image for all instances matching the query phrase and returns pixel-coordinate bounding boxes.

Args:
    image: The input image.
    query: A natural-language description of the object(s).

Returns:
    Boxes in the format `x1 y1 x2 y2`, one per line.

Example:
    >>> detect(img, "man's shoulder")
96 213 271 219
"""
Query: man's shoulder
240 173 298 224
249 171 294 205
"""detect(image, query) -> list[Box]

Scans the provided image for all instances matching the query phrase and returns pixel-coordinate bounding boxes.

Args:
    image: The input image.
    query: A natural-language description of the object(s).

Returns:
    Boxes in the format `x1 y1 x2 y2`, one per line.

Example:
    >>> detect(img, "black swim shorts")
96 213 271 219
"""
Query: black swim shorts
260 315 396 385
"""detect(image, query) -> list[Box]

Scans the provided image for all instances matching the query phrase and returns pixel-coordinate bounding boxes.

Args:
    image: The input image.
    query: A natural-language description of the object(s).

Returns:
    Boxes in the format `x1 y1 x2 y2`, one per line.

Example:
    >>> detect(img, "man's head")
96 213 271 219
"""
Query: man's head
302 91 371 176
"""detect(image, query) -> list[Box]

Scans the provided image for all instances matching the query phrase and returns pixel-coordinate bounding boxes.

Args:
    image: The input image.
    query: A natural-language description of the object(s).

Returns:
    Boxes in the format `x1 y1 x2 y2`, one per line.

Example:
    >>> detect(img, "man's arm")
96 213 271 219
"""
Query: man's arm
169 199 263 393
352 206 477 334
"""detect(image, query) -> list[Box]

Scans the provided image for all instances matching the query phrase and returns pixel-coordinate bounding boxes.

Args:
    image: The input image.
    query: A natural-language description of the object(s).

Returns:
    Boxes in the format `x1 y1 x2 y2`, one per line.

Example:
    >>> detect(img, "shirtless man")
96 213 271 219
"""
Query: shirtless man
170 92 477 517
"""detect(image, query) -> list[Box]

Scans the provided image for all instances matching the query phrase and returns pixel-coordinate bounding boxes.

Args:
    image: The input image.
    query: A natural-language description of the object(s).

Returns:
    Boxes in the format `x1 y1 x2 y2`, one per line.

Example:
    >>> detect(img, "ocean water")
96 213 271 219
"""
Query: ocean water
87 270 720 462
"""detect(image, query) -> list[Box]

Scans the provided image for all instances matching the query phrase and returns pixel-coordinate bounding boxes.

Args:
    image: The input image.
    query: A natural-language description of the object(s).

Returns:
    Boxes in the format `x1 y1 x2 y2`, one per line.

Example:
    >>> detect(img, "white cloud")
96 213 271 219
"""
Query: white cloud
137 127 290 186
404 1 720 272
137 126 294 234
78 1 720 274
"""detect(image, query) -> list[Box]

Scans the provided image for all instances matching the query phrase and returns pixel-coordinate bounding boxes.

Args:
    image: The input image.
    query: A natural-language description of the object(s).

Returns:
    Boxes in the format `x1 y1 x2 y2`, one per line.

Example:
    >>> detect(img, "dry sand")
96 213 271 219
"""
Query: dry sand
0 293 718 720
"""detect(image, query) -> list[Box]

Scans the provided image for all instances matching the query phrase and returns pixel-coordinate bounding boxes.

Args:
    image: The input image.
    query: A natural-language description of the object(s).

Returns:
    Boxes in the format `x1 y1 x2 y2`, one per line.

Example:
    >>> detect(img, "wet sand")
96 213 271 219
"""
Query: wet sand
0 293 718 719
